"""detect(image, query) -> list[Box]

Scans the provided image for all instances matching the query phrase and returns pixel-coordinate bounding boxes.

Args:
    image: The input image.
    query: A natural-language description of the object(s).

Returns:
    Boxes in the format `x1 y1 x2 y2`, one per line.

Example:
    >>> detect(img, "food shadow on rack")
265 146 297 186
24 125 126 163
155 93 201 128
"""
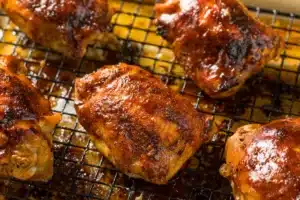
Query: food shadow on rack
0 20 297 200
1 53 298 200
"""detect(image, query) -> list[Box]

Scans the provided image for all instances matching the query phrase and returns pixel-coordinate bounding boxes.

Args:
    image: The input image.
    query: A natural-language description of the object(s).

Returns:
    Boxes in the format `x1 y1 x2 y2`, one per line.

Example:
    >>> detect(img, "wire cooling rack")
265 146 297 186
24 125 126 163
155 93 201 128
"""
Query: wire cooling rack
0 0 300 199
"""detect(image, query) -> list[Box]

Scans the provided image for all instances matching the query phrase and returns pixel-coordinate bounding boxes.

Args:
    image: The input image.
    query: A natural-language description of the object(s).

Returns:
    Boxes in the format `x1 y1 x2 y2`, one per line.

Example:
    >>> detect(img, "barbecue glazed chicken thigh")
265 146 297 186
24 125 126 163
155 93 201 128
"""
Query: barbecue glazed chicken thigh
0 0 114 58
75 63 213 184
155 0 283 98
0 56 61 181
220 118 300 200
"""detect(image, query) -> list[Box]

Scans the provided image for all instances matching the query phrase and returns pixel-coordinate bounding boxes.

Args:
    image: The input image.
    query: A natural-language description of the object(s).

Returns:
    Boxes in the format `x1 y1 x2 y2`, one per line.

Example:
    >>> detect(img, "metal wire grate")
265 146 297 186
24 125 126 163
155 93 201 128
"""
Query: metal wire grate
0 0 300 199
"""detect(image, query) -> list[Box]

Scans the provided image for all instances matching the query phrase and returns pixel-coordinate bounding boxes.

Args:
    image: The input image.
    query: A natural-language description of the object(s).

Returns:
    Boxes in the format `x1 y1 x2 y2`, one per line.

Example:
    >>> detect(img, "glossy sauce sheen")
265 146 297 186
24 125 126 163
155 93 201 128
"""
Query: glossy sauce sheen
223 118 300 200
0 57 52 124
155 0 282 98
0 0 111 57
75 63 213 184
0 56 60 181
241 119 300 199
18 0 109 31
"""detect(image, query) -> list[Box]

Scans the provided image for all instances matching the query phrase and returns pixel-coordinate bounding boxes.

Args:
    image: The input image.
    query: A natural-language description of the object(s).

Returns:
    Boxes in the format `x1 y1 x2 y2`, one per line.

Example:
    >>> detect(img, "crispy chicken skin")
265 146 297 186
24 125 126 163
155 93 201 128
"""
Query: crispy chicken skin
0 0 113 58
155 0 283 98
75 63 213 184
0 56 61 181
220 118 300 200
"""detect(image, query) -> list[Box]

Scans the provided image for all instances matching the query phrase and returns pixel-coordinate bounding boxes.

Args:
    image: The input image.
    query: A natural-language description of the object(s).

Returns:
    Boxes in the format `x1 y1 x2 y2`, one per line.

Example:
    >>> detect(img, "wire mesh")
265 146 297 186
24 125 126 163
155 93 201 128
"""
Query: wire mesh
0 0 299 199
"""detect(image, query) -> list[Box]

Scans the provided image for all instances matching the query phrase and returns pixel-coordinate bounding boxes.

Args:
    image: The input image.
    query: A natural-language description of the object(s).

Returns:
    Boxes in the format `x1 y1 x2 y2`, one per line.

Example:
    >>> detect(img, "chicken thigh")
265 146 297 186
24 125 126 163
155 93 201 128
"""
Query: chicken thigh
155 0 283 98
0 56 61 181
0 0 114 58
220 118 300 200
75 63 213 184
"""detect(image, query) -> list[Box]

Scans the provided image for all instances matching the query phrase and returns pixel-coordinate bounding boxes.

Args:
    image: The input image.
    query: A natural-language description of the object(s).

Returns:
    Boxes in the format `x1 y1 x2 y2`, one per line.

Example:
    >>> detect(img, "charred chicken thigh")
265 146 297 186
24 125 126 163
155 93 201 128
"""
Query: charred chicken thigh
155 0 283 98
220 118 300 200
0 0 113 58
0 56 61 181
75 63 213 184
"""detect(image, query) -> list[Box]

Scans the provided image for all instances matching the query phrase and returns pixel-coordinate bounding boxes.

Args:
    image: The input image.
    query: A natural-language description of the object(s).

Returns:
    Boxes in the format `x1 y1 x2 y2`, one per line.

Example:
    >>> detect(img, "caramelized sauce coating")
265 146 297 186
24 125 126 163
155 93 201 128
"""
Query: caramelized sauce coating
0 56 61 181
221 118 300 200
0 0 113 57
75 63 213 184
155 0 283 98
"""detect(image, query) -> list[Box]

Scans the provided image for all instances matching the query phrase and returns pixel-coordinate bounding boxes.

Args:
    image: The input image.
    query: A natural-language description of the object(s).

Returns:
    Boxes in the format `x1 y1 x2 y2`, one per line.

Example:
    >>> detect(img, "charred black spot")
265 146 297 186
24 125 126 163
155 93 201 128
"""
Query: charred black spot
156 25 168 38
227 39 251 64
256 37 267 49
0 107 36 127
0 110 14 126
